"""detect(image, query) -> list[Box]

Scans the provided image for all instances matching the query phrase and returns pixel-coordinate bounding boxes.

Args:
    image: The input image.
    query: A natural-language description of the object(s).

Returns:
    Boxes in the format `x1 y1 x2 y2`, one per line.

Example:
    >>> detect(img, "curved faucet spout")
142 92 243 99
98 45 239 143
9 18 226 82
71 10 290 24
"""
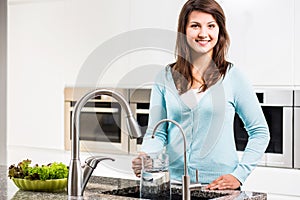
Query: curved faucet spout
68 88 142 197
151 119 190 200
71 89 141 160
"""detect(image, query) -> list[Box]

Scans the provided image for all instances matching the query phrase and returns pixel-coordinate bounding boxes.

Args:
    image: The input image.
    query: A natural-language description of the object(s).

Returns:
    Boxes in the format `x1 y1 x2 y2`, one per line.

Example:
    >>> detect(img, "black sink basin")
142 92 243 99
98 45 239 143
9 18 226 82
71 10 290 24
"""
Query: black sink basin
101 185 230 200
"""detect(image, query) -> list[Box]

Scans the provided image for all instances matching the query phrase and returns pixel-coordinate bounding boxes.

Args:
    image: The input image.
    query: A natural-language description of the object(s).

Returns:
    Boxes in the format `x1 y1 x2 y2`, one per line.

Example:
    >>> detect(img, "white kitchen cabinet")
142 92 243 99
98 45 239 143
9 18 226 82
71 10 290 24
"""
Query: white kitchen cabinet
129 0 185 31
64 0 131 86
125 0 185 88
219 0 294 86
8 0 67 149
295 0 300 86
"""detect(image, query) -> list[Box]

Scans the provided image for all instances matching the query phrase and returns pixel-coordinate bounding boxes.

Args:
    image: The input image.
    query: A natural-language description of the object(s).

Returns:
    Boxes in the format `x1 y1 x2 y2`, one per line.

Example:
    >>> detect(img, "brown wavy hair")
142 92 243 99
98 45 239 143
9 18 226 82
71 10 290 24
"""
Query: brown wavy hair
171 0 232 94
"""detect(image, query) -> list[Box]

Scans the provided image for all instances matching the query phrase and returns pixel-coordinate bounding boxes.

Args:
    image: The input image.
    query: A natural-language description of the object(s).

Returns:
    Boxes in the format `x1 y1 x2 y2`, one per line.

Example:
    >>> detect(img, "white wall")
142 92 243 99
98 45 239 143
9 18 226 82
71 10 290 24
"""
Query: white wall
8 0 66 150
0 0 7 165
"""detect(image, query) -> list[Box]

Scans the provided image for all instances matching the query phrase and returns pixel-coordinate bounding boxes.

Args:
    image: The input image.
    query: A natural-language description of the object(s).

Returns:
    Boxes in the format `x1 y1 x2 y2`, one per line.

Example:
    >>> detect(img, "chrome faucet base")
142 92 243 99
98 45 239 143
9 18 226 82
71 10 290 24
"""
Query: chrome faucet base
68 159 83 196
182 175 191 200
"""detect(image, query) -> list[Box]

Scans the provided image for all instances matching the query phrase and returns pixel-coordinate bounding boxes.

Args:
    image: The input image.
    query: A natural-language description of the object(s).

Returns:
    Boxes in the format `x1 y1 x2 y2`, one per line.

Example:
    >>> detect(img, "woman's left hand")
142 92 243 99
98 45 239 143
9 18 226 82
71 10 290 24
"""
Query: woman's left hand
205 174 240 190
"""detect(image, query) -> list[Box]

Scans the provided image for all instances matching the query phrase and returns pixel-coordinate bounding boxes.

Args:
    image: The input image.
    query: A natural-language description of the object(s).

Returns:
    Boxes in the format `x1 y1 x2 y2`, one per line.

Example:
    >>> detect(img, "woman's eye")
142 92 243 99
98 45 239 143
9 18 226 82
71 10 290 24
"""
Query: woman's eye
191 24 199 28
208 24 216 29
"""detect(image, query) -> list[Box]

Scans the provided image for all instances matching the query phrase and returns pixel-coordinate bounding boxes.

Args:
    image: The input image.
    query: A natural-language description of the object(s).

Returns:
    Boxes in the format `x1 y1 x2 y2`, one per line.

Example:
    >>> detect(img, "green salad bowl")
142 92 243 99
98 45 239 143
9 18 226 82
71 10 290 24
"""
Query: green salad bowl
12 178 68 192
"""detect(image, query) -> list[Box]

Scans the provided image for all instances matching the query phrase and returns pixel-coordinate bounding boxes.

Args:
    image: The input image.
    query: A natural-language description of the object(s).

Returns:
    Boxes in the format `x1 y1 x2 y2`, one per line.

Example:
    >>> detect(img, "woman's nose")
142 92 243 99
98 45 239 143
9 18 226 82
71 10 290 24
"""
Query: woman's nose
198 28 208 38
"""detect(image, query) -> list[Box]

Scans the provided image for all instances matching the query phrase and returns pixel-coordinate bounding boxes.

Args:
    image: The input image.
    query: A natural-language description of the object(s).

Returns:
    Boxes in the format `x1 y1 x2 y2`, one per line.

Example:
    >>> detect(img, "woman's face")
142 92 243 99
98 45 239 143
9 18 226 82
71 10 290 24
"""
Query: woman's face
186 11 219 58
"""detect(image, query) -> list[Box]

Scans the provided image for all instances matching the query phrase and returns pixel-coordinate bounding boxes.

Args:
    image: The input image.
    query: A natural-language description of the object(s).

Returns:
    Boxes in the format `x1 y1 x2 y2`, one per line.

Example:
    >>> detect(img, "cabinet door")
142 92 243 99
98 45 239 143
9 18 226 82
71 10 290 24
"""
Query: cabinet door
129 0 185 31
125 0 186 87
8 0 68 149
219 0 294 86
64 0 131 86
295 0 300 86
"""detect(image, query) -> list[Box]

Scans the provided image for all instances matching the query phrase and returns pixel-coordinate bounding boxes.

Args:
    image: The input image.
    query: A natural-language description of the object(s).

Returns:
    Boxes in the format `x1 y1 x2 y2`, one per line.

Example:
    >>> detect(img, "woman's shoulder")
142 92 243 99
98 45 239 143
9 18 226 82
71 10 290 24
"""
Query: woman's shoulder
226 64 241 76
151 64 173 89
224 64 254 92
154 64 173 80
225 64 249 82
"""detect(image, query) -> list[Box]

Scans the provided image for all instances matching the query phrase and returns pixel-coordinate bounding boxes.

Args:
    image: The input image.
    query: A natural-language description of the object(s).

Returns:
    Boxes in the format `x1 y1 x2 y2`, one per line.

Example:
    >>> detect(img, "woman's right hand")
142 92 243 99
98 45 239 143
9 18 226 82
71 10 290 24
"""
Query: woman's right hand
131 152 147 177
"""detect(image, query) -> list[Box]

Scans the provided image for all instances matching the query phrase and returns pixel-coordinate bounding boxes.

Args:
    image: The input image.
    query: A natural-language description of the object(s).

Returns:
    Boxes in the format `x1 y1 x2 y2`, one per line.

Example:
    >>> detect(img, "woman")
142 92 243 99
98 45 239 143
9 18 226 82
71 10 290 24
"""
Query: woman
132 0 270 190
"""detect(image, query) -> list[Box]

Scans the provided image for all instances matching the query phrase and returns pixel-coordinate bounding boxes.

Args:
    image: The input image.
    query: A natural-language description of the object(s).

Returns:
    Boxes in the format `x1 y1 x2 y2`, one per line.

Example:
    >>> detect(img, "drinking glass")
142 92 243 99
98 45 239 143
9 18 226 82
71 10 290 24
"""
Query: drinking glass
140 151 171 199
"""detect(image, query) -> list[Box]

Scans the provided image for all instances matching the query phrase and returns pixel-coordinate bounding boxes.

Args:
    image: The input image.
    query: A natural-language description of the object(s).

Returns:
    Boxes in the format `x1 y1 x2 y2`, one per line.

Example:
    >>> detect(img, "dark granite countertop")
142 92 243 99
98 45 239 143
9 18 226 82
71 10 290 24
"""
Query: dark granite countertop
1 165 267 200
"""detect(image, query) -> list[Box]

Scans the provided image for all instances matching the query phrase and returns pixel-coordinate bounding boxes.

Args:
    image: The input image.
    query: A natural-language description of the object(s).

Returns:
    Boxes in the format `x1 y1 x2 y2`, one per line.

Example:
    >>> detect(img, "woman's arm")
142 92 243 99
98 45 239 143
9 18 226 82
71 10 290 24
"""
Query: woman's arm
132 70 169 177
230 68 270 184
140 72 168 153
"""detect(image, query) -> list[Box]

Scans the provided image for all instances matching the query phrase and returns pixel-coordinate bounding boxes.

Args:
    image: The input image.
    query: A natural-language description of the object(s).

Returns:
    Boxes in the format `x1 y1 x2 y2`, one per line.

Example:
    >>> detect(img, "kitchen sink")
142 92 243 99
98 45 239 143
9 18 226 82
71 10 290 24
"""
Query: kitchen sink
101 185 230 200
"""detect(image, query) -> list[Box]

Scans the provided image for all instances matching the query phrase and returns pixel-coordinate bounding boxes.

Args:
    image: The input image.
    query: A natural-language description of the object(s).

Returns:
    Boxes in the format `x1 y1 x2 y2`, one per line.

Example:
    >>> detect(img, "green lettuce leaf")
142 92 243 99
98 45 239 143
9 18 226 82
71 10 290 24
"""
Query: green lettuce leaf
8 160 68 180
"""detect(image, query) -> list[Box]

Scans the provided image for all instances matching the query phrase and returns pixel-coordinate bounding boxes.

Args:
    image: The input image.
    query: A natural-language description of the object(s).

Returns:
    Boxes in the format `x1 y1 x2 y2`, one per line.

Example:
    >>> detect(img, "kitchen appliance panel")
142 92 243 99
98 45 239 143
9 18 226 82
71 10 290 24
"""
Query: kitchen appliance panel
294 90 300 168
64 88 130 154
235 88 293 168
264 107 293 167
128 88 151 153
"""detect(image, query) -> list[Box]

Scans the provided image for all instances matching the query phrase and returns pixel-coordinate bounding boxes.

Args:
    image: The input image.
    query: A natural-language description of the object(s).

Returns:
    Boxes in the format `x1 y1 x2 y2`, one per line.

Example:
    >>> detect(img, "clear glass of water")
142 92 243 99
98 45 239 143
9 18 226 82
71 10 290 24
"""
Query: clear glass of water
140 151 171 199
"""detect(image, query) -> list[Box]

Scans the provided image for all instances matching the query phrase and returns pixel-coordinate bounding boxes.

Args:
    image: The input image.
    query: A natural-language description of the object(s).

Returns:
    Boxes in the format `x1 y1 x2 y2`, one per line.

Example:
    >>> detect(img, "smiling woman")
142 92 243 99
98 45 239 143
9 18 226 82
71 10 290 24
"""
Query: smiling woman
132 0 270 191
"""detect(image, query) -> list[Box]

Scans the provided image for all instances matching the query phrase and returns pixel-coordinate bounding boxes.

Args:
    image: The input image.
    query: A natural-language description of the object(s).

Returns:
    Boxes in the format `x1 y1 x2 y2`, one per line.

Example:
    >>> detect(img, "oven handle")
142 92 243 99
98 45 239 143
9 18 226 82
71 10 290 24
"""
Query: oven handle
70 107 119 113
259 103 293 107
136 109 149 114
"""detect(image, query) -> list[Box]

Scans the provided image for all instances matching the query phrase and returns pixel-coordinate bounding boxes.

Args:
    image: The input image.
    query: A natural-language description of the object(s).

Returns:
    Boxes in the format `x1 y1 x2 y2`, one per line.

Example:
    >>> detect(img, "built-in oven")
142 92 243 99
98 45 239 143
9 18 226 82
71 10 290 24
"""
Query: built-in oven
128 88 151 153
234 88 293 168
64 88 130 154
294 90 300 169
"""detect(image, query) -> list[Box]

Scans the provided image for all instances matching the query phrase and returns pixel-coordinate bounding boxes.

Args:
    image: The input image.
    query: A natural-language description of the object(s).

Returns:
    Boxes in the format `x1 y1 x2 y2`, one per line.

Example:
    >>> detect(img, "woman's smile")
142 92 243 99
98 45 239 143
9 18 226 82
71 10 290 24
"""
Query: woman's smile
195 39 211 46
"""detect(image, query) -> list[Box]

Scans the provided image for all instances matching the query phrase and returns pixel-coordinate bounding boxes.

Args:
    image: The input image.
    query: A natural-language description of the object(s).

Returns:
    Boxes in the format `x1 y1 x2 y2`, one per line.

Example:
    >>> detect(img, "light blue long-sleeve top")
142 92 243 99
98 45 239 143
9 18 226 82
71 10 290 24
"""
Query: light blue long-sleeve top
140 65 270 184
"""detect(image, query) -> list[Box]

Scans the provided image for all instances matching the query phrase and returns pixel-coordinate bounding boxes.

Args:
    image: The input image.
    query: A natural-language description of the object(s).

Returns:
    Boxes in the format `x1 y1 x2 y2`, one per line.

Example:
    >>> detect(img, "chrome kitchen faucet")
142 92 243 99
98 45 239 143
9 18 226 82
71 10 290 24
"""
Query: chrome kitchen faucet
68 89 141 198
151 119 191 200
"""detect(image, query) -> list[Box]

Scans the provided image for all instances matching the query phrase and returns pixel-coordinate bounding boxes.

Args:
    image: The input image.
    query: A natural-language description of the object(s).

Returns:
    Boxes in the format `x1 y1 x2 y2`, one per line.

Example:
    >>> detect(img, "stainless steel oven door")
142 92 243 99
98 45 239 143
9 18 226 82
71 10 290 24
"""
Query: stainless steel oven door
64 88 129 154
261 89 293 168
75 106 121 142
294 90 300 169
264 106 293 168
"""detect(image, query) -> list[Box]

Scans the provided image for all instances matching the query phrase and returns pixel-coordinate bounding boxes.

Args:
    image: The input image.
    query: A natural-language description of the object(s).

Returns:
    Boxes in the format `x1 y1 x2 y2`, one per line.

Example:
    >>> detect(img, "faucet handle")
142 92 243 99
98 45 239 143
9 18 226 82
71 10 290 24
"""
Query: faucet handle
85 156 115 169
81 156 115 193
